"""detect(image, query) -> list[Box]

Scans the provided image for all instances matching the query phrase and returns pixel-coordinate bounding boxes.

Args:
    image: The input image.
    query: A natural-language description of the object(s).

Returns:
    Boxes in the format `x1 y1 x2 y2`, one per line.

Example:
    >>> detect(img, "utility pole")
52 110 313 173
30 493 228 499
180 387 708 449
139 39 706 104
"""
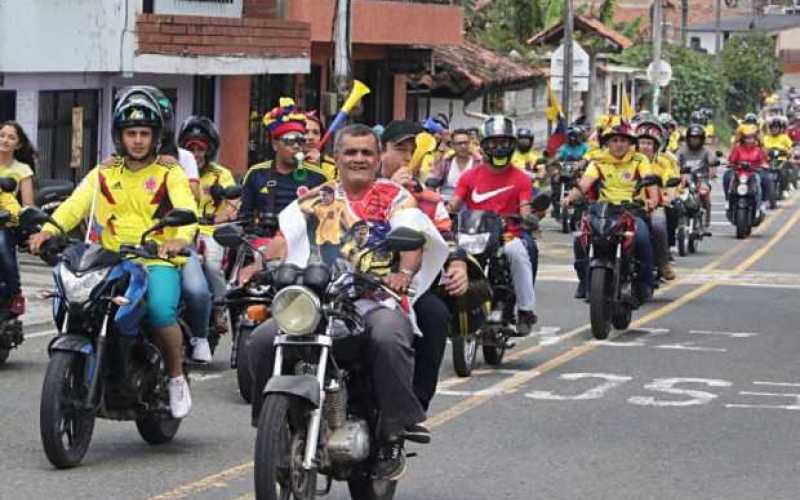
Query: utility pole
562 0 574 125
681 0 689 46
333 0 352 98
714 0 722 65
652 0 663 114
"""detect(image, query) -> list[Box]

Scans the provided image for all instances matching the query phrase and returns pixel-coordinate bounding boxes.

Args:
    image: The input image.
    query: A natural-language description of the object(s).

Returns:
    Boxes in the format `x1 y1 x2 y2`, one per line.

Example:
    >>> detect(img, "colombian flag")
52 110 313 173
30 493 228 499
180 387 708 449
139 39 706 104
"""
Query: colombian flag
546 81 567 157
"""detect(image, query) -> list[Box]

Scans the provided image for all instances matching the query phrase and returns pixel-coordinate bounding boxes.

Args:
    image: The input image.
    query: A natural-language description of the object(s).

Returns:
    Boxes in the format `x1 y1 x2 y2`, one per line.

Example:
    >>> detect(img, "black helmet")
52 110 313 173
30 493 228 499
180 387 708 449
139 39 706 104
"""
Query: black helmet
743 113 758 124
178 116 221 162
111 92 164 157
690 110 706 125
517 127 534 140
116 86 174 132
567 126 581 139
480 115 516 167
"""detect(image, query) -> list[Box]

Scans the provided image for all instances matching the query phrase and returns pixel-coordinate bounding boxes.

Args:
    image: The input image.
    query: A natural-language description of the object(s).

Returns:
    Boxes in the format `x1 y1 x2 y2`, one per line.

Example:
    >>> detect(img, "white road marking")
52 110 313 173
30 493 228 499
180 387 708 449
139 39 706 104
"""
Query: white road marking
628 378 732 407
590 340 646 347
536 326 562 345
525 373 633 401
188 372 226 382
690 329 759 338
753 381 800 387
653 342 727 352
25 329 57 339
726 391 800 410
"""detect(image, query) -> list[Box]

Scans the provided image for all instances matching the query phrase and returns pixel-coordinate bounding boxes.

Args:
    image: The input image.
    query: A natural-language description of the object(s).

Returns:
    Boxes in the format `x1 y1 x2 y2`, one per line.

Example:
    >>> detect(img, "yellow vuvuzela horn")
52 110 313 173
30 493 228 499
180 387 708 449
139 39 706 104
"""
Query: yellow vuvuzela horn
341 80 371 114
409 132 437 174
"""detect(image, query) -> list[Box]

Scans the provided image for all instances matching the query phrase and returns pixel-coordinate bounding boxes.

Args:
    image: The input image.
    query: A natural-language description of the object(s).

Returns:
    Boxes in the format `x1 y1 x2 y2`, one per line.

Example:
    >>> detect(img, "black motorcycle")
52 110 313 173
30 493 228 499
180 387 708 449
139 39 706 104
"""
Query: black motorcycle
0 177 23 363
673 165 708 256
21 207 197 469
765 149 784 209
446 210 521 377
583 177 659 340
555 159 587 233
253 227 426 500
726 162 760 239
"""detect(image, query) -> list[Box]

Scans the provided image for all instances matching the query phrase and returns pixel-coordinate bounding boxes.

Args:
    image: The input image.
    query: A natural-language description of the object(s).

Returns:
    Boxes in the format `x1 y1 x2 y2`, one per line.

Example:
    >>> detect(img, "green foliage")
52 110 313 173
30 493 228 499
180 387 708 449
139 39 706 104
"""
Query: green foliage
618 43 727 123
720 33 783 116
618 16 642 41
598 0 618 25
467 0 565 53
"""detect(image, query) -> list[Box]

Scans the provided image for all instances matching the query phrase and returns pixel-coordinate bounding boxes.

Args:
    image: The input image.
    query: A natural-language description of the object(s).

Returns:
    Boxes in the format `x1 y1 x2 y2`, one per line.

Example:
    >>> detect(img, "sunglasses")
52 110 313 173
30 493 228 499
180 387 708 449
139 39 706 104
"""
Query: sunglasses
279 135 306 147
451 141 470 147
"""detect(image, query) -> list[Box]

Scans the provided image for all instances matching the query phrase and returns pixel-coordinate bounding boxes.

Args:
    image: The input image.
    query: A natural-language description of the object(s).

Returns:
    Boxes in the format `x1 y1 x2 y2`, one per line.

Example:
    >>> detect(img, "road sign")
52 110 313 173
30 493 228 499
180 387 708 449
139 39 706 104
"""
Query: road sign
647 60 673 87
551 76 589 92
550 41 590 79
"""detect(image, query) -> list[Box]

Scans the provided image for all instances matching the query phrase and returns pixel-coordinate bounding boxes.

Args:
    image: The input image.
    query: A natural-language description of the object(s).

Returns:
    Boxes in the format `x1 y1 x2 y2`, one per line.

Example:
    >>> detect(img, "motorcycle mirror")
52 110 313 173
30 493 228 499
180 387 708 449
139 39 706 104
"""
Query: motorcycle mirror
161 209 198 228
0 177 17 193
425 177 443 190
212 223 245 248
665 178 681 188
209 184 225 202
386 227 426 252
19 206 61 232
223 185 242 200
715 150 724 158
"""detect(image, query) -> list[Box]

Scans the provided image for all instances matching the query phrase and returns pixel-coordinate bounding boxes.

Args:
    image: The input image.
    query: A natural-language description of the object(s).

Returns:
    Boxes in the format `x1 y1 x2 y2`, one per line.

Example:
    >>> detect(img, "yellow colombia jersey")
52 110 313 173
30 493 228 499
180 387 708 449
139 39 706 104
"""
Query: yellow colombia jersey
704 123 716 138
511 149 541 170
762 133 793 153
0 191 21 225
198 163 236 236
668 130 681 152
584 150 653 205
314 155 337 182
44 160 198 266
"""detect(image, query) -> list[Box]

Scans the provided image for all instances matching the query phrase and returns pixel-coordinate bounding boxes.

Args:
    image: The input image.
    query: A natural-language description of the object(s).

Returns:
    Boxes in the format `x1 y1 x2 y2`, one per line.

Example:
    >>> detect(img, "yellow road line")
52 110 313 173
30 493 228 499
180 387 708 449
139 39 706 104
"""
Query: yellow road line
149 197 800 500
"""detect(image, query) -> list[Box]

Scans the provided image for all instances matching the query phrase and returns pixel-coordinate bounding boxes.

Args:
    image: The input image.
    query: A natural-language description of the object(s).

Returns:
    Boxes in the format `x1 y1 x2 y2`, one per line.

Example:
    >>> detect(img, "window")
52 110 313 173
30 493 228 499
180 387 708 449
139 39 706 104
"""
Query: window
37 90 100 183
690 37 702 50
193 76 216 119
0 91 16 122
483 90 505 114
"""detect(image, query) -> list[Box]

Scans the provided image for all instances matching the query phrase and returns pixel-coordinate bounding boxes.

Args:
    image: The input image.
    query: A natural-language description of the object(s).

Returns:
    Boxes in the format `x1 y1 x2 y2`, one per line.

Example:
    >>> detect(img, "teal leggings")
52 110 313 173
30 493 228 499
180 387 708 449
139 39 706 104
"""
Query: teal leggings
146 265 182 328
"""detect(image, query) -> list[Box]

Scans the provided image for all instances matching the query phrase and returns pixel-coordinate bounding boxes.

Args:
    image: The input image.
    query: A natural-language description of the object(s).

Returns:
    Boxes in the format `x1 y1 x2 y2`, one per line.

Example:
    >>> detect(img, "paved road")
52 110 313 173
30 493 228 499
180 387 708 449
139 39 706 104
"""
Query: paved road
3 181 800 499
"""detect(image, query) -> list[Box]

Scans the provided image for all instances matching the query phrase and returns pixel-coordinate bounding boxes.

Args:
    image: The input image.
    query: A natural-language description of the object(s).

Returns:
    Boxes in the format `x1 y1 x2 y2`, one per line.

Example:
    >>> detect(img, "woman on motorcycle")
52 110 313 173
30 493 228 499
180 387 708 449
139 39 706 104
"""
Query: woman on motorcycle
0 121 36 317
725 124 768 218
178 116 238 338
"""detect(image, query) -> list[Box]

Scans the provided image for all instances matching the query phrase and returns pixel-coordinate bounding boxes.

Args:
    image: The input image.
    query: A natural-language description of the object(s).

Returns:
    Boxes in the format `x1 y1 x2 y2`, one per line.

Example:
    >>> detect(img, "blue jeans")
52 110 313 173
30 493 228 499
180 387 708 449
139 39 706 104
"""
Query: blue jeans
723 169 764 208
181 251 211 339
0 228 20 301
573 216 654 293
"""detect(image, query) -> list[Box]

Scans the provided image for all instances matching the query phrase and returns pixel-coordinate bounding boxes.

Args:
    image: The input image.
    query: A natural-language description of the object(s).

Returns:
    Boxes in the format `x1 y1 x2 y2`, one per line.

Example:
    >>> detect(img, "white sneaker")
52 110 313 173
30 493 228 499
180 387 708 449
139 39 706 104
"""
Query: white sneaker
191 338 212 363
168 376 192 419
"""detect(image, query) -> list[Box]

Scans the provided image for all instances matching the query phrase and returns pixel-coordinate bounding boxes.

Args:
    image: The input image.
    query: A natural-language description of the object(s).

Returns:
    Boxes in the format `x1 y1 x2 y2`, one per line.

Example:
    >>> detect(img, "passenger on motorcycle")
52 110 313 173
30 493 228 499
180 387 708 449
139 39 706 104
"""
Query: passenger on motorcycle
248 123 449 480
419 116 451 182
303 110 338 181
378 120 470 413
551 126 589 218
511 128 545 188
29 90 198 419
178 116 238 341
562 122 658 300
446 115 540 336
240 98 330 220
428 128 480 200
658 113 681 153
0 121 36 318
762 116 792 156
676 124 718 232
635 121 677 281
724 124 768 218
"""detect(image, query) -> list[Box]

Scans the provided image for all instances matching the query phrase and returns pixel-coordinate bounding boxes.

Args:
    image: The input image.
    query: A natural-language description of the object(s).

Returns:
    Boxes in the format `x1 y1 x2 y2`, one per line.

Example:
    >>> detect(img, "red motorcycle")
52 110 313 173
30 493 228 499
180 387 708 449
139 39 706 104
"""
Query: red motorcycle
726 162 760 239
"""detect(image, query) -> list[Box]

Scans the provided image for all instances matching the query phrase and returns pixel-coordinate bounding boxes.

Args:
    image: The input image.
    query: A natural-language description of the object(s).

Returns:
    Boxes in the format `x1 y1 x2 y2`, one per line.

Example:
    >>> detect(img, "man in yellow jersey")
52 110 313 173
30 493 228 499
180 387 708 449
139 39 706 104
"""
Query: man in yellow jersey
562 123 658 300
30 89 198 419
178 115 238 339
511 128 545 189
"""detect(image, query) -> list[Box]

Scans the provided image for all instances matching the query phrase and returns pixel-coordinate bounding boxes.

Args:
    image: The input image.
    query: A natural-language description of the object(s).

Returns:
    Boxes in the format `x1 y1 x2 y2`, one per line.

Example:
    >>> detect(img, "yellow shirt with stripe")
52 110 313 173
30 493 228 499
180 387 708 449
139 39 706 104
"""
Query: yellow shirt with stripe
0 192 20 226
44 160 198 267
667 131 681 153
584 150 653 205
199 162 236 236
0 159 34 195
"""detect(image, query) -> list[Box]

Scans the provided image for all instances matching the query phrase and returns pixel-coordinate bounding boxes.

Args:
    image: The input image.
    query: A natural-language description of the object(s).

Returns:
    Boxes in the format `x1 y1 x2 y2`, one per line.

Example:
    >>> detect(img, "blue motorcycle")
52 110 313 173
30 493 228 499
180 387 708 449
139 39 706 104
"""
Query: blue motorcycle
21 207 196 469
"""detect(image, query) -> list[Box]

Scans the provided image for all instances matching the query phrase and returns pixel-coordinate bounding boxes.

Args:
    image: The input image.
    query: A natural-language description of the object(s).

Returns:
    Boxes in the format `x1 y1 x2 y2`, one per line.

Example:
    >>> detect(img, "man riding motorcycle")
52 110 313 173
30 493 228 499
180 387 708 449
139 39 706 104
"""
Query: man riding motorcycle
677 124 719 231
511 128 544 188
635 121 677 281
240 98 330 220
29 89 198 419
378 120 469 414
552 126 590 218
562 122 658 300
428 128 481 201
178 116 238 339
446 115 540 336
248 123 449 481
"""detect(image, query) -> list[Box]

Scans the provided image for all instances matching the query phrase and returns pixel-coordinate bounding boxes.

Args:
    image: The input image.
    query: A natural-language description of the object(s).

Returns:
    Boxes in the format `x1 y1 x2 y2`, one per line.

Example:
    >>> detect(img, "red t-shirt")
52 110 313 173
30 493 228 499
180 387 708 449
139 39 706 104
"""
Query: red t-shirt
454 163 532 235
787 126 800 144
728 145 766 170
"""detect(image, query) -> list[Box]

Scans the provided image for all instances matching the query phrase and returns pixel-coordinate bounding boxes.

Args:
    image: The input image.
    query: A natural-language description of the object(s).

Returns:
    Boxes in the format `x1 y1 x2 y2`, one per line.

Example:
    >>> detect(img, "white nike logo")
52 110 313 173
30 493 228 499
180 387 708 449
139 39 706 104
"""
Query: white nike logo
471 186 514 204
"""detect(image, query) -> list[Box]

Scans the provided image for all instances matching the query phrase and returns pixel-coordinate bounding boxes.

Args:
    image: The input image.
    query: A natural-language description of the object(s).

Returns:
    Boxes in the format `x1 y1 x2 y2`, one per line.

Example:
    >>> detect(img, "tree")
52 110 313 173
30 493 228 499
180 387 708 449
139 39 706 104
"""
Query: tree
720 33 783 116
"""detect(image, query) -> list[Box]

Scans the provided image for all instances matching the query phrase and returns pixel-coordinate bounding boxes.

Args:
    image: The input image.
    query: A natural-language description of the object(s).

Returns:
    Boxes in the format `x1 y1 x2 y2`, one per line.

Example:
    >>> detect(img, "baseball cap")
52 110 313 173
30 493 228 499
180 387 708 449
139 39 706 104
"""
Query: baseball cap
382 120 424 146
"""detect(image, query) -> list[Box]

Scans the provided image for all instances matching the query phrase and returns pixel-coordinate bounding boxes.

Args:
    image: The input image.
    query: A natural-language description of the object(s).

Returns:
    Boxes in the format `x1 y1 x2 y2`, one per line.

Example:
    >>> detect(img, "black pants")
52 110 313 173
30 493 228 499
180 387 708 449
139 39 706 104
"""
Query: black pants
248 307 425 440
413 291 450 412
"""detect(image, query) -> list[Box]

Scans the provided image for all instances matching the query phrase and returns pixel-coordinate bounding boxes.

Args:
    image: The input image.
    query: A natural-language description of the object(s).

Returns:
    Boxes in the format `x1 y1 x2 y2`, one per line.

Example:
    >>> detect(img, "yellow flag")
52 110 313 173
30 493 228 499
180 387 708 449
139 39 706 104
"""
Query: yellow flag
621 88 635 121
546 81 563 123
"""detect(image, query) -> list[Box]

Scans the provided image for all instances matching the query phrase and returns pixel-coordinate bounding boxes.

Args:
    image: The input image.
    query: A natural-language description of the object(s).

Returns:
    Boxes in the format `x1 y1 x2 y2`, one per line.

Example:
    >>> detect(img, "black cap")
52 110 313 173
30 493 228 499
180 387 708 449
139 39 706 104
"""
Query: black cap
382 120 424 146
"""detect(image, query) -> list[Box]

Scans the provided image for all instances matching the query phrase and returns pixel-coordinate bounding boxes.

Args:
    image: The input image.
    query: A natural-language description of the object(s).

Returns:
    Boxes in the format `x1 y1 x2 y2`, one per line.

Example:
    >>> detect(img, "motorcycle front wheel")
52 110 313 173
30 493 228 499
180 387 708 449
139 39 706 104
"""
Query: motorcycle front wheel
348 474 398 500
236 324 255 403
676 226 687 257
255 394 317 500
589 268 612 340
452 332 478 377
735 207 750 239
136 413 181 445
40 351 96 469
0 347 9 364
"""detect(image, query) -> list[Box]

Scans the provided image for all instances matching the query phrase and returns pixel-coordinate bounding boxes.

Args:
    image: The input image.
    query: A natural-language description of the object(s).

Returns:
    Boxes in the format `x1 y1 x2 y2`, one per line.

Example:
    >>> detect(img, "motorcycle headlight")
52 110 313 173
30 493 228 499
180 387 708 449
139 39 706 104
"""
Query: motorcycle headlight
58 266 108 304
738 175 748 184
271 286 321 336
737 184 749 196
458 232 491 255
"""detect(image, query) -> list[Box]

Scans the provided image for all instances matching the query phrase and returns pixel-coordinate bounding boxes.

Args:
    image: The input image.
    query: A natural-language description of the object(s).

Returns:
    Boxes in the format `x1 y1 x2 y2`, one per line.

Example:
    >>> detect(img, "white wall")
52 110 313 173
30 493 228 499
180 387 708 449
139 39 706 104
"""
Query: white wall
4 72 195 160
155 0 243 17
0 0 136 73
686 32 720 54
